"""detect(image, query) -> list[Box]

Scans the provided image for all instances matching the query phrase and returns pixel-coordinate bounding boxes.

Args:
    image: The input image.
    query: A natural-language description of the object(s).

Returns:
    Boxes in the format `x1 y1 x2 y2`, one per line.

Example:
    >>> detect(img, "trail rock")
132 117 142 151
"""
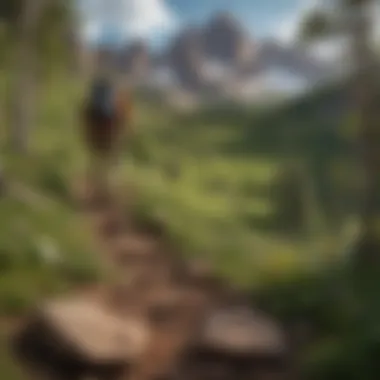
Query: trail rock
199 305 286 356
146 287 206 328
11 296 150 380
179 305 288 380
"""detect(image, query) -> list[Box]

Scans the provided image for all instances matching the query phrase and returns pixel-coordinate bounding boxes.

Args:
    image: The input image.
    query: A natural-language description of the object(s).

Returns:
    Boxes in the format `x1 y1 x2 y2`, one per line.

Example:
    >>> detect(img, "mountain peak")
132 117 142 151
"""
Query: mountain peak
208 11 240 28
203 11 253 66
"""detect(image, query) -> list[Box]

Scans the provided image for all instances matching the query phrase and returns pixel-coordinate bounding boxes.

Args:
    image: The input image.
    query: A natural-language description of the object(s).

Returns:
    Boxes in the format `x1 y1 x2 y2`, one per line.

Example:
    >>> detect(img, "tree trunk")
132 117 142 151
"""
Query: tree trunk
9 0 46 153
64 5 82 79
348 1 380 266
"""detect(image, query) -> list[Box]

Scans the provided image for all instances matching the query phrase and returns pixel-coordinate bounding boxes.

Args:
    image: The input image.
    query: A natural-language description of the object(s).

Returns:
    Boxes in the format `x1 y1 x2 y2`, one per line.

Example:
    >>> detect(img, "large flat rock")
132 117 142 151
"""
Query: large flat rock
12 296 150 366
39 297 149 362
197 305 287 357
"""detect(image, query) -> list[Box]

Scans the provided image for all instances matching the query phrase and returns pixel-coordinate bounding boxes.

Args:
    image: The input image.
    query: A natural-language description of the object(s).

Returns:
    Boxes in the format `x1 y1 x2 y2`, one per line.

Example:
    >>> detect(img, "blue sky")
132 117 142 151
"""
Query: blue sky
77 0 314 48
168 0 300 37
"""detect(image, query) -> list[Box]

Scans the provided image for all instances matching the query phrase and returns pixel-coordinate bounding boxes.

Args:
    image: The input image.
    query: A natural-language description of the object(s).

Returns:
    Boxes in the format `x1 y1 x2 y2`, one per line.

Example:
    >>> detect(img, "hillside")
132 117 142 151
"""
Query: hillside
127 83 380 380
1 73 378 380
129 84 359 280
0 76 297 378
0 74 350 316
0 77 109 378
0 77 106 314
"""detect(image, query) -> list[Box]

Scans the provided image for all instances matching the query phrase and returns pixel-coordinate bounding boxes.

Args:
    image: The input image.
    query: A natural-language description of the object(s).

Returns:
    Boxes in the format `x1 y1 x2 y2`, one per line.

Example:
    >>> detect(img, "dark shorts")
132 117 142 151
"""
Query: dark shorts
83 109 122 156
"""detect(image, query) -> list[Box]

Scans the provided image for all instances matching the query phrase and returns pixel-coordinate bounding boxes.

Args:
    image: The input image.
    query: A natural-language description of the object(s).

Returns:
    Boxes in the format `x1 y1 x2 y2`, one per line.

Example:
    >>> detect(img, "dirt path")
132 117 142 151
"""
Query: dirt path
7 175 290 380
74 179 223 380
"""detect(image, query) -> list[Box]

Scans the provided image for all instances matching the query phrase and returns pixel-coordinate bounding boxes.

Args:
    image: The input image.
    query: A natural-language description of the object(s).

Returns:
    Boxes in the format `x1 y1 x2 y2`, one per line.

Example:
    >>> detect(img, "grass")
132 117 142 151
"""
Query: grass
0 71 374 379
0 75 107 379
1 74 342 300
0 331 24 380
124 98 351 283
0 194 105 313
0 72 361 302
0 76 103 317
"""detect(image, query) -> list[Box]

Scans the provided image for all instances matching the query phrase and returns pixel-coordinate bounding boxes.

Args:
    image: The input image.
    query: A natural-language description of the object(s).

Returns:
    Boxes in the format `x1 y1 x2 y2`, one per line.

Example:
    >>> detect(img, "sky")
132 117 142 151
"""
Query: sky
77 0 315 46
76 0 379 61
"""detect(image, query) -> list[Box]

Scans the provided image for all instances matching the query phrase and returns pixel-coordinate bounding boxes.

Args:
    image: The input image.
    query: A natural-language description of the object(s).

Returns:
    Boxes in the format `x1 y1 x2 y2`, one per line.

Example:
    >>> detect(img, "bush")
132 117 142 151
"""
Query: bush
270 163 308 233
0 196 103 316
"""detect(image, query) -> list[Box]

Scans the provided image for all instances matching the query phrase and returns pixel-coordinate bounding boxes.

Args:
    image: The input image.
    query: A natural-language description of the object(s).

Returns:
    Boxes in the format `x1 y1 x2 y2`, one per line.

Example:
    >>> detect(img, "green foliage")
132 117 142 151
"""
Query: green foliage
0 78 101 320
0 196 103 316
0 0 22 25
270 163 308 233
36 1 73 70
0 0 74 74
127 91 380 379
123 96 352 290
0 330 25 380
254 263 380 380
298 10 336 41
297 0 370 43
0 68 377 379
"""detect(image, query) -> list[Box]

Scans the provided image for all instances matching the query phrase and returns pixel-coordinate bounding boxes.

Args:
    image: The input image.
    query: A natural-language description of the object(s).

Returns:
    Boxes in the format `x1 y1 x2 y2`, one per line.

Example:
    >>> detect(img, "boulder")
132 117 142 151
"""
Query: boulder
178 305 288 380
199 305 286 357
11 296 150 380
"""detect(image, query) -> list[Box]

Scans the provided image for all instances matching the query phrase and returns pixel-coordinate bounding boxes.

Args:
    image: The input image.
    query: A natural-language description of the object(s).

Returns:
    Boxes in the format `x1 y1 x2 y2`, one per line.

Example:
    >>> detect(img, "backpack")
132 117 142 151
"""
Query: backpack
88 78 115 119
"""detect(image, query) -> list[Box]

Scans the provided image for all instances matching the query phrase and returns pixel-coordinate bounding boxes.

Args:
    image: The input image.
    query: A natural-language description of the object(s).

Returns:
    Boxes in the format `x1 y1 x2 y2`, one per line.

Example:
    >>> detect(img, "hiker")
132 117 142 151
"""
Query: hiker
81 69 134 201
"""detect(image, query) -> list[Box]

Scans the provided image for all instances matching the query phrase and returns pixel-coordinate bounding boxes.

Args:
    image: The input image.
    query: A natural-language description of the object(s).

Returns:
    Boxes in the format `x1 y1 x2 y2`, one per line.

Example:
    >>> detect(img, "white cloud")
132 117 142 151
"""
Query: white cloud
77 0 179 44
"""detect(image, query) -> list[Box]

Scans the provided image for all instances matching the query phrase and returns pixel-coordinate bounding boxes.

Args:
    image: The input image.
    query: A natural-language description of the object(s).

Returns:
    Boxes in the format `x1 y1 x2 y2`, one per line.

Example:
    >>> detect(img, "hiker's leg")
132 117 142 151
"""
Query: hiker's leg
98 153 111 200
106 123 126 191
87 150 109 204
111 124 125 171
88 152 100 188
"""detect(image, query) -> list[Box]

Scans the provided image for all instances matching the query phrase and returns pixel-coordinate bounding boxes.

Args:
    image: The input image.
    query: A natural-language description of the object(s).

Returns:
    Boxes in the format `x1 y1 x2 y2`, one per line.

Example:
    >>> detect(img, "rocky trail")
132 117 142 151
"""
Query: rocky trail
9 178 290 380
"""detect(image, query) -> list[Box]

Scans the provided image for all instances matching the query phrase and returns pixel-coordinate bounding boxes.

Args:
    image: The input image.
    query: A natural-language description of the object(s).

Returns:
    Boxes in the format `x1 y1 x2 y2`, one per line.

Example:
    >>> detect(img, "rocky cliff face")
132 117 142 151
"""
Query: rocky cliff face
160 13 255 92
165 27 206 91
202 12 254 68
115 12 332 100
